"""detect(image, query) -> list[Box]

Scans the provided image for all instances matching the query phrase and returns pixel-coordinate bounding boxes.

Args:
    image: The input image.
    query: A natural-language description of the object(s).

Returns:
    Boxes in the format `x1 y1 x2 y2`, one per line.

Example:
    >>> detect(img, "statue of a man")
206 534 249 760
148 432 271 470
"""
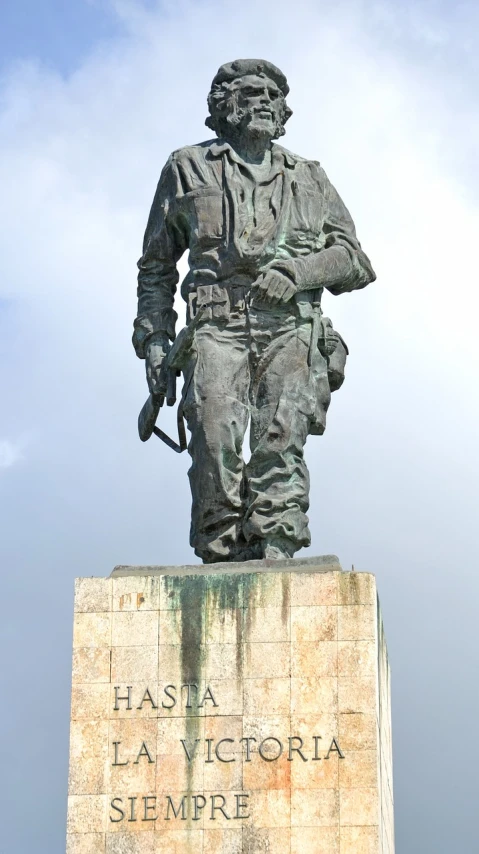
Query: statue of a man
134 59 376 563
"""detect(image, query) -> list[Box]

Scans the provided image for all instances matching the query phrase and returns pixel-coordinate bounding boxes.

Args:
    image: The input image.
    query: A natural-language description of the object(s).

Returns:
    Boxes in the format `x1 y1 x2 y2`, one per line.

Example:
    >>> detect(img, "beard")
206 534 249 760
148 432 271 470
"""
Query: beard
224 105 283 141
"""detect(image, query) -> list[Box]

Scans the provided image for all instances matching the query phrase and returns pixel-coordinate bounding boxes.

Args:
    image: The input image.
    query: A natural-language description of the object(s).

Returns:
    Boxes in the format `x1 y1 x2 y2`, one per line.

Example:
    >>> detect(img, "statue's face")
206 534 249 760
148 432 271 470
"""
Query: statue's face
233 74 283 139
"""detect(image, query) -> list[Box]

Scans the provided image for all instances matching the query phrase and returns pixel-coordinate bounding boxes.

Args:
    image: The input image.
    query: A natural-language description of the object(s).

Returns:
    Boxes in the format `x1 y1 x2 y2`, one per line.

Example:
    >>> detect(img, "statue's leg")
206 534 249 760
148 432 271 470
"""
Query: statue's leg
243 313 314 557
182 320 250 563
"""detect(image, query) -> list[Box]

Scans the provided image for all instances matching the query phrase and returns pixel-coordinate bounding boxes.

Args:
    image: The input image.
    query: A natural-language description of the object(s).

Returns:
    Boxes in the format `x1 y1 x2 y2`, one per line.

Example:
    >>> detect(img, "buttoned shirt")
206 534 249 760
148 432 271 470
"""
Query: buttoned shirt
134 138 375 357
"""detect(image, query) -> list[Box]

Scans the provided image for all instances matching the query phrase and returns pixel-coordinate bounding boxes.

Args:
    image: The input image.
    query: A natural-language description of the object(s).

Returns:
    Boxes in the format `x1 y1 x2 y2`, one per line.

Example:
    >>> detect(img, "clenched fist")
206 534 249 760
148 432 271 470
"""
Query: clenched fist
251 268 297 307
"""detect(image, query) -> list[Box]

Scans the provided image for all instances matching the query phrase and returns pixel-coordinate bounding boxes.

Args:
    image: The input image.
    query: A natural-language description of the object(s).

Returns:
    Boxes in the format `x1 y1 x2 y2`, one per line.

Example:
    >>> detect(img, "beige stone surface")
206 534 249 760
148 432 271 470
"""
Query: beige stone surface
71 684 110 720
111 611 159 647
67 564 394 852
73 612 111 649
72 648 111 684
110 646 158 683
66 833 105 854
112 576 160 612
68 721 109 795
67 795 108 834
75 578 112 613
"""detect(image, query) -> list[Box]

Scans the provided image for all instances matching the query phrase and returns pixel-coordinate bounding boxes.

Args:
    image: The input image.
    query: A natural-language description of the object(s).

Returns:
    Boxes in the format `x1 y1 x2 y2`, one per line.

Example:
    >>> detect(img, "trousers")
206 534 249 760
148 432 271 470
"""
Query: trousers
181 301 330 563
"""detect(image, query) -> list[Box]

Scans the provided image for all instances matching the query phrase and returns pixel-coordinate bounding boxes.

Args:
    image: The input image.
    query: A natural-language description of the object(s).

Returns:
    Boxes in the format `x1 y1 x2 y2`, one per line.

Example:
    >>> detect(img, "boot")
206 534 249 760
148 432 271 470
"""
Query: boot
262 537 295 560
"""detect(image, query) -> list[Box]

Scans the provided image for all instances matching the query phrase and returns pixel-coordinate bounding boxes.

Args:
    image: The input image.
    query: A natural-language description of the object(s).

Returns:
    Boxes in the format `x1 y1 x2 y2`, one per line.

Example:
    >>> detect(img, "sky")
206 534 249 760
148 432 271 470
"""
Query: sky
0 0 478 851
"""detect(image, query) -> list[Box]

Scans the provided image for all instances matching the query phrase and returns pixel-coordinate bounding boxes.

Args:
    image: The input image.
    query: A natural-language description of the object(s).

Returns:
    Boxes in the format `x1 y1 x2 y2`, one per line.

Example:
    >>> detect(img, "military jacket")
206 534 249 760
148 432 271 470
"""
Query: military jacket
134 139 375 357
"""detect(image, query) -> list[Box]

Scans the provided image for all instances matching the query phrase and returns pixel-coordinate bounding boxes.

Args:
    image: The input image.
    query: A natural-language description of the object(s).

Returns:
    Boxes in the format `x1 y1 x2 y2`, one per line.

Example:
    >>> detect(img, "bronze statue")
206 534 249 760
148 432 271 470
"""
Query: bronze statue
134 59 376 563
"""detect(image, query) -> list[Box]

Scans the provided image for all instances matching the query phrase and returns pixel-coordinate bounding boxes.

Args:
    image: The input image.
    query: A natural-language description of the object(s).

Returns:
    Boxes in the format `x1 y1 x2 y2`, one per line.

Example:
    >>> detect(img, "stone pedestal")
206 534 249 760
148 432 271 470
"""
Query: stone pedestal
67 556 394 853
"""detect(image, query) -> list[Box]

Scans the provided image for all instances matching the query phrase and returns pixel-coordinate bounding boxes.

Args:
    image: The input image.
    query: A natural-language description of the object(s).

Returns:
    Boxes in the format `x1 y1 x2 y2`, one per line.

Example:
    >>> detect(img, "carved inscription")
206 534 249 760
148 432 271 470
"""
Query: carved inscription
110 793 250 823
113 683 218 710
109 685 345 824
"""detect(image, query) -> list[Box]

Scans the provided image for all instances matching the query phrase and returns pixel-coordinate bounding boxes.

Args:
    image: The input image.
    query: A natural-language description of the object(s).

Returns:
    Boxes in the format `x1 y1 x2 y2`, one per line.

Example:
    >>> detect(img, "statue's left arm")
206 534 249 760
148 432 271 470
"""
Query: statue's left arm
273 169 376 296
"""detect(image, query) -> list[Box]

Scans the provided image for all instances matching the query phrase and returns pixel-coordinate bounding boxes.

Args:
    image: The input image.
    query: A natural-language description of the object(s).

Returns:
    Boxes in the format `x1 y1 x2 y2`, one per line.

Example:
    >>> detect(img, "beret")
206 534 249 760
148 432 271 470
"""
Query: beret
211 59 289 96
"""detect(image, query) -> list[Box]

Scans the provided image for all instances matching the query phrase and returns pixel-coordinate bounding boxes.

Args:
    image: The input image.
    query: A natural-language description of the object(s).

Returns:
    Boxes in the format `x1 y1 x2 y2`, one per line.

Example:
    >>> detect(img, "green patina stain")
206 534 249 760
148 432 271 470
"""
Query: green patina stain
161 569 289 837
163 575 206 809
162 572 253 814
341 570 361 604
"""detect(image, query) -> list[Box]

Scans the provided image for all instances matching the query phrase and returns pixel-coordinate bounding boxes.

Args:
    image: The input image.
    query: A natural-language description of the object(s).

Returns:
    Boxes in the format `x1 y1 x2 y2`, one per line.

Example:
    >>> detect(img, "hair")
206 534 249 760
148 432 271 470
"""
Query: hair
205 75 293 140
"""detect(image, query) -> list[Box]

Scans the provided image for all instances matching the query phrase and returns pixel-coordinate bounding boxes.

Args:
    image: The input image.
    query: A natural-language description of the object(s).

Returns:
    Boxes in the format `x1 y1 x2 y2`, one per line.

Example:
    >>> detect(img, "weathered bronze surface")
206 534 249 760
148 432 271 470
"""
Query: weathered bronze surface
134 58 376 563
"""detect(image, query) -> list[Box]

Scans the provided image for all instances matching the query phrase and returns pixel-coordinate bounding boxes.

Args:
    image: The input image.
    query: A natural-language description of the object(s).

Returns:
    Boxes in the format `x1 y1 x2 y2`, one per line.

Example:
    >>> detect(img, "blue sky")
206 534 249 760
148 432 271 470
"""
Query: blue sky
0 0 134 76
1 1 478 852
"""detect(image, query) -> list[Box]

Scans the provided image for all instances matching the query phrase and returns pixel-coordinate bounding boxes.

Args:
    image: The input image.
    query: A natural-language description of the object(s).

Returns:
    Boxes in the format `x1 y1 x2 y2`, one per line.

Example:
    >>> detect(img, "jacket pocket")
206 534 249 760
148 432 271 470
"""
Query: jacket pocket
287 188 323 250
186 188 224 243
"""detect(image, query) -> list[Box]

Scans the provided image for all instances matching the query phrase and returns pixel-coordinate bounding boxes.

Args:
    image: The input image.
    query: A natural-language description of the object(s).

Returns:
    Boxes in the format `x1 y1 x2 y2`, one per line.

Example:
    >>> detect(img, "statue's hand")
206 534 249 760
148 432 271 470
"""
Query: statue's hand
251 269 297 307
145 332 171 402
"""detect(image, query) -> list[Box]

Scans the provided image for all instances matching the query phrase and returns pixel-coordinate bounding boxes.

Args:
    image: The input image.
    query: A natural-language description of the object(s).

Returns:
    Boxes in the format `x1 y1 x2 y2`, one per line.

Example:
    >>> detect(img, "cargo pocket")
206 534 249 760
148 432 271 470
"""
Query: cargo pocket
189 189 224 245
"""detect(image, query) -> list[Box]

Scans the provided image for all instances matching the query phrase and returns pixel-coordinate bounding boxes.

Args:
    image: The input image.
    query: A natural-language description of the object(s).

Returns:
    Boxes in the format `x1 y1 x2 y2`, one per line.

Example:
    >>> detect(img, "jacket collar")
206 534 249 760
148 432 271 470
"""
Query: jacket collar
209 139 297 169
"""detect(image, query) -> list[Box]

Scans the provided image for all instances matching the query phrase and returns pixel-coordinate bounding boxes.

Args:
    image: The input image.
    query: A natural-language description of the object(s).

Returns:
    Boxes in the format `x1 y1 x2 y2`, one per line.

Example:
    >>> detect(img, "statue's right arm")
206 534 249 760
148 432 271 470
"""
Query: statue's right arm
133 156 187 361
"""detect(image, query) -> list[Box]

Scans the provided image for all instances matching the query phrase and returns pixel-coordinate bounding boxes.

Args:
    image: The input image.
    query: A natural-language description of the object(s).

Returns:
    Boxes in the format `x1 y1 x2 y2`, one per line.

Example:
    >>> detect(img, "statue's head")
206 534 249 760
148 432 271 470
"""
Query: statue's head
206 59 292 143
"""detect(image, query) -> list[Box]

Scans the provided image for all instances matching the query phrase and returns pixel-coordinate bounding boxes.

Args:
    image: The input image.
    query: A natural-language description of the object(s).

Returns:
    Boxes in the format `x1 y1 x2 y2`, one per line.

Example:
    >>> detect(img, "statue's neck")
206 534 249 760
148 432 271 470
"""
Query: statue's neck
223 135 273 166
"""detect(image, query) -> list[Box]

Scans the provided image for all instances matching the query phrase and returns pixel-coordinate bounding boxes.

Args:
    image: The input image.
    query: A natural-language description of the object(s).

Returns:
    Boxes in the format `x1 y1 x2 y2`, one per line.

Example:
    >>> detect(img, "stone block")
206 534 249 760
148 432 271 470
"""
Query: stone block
67 561 394 852
290 676 338 715
339 750 379 788
290 753 339 790
195 677 240 717
242 714 289 746
205 642 241 680
204 714 243 753
290 569 339 606
291 640 338 677
338 677 377 714
243 827 291 853
243 753 291 790
111 611 159 647
244 607 290 642
244 677 290 716
71 684 110 720
110 646 158 683
67 795 107 834
68 721 109 795
155 828 203 853
160 607 205 646
73 613 111 649
340 787 380 826
291 605 338 642
106 834 156 853
204 756 243 790
338 640 377 677
340 826 380 854
205 606 243 644
339 712 377 751
338 604 377 640
158 714 205 754
112 576 160 612
247 788 291 827
291 825 340 853
204 828 243 854
67 833 106 854
339 572 376 605
75 578 112 613
243 571 291 608
72 648 111 684
290 787 339 826
243 641 290 679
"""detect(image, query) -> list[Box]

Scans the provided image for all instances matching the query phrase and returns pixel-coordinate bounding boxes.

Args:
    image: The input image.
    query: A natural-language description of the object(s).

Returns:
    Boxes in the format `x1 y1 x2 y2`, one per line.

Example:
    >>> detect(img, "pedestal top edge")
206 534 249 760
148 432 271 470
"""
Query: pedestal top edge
109 554 342 578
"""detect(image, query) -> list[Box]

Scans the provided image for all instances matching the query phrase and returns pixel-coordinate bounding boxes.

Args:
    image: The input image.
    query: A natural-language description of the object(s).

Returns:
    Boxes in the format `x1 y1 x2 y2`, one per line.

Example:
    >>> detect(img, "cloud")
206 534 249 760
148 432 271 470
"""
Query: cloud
0 438 24 469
